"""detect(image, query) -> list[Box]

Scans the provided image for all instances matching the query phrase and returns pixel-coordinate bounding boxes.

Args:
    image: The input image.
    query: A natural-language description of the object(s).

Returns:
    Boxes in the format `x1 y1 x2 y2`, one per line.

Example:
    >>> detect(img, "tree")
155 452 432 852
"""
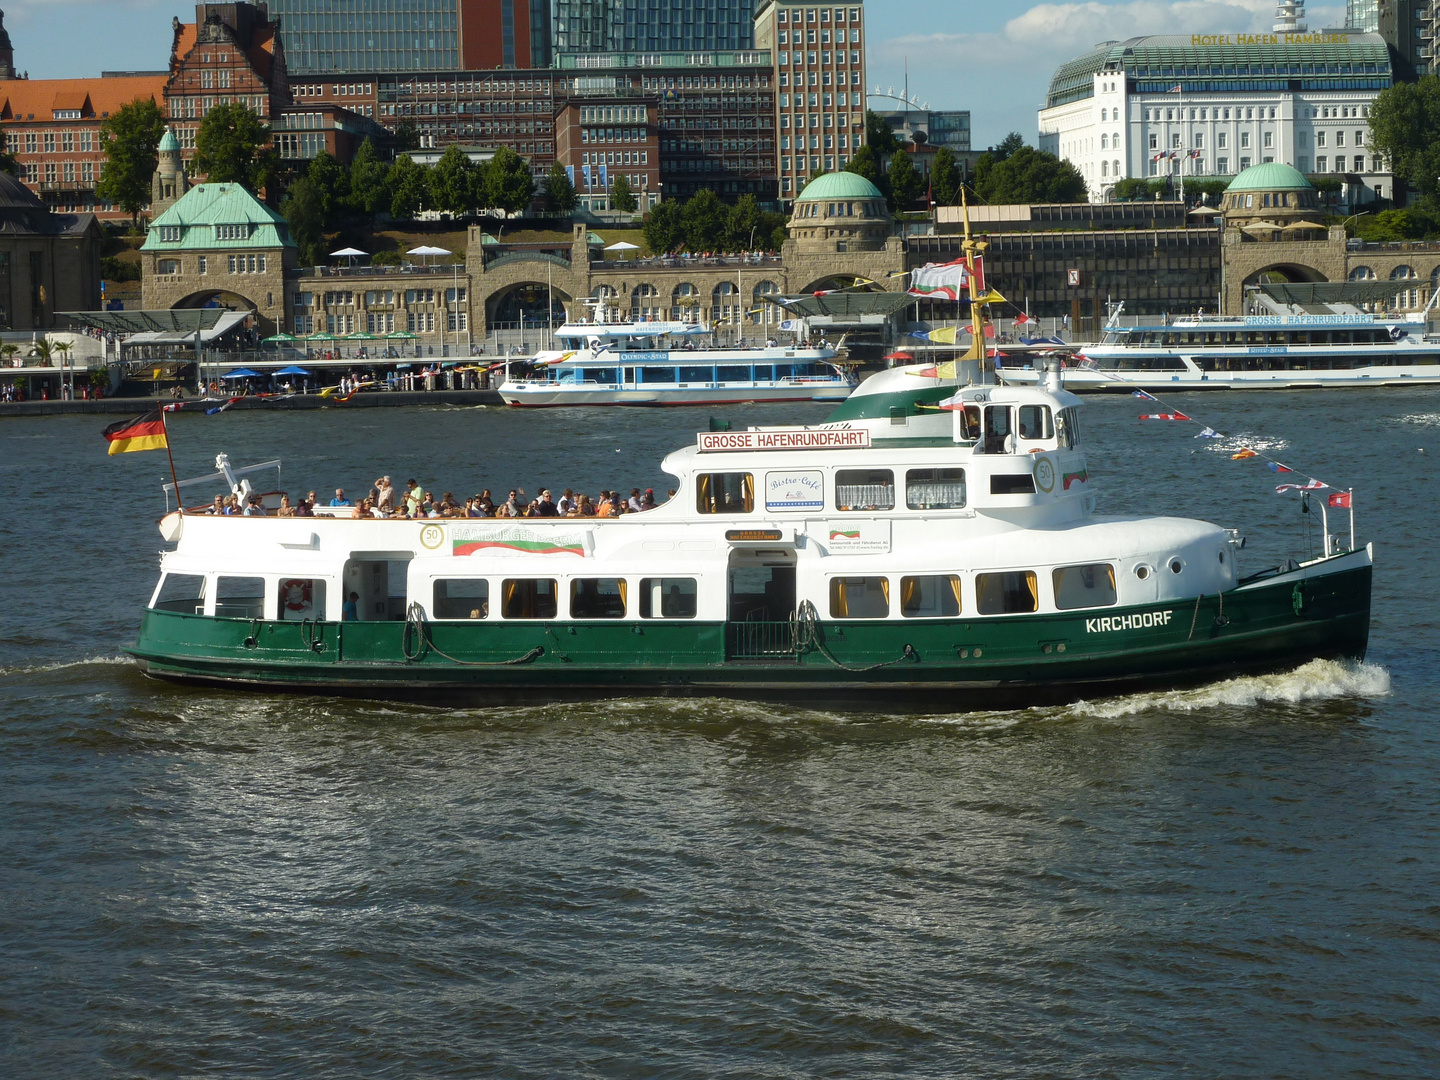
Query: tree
96 97 166 225
991 131 1026 161
543 161 577 214
610 172 637 213
930 146 960 206
305 151 350 224
643 199 685 253
482 146 536 216
1354 207 1439 241
887 148 922 210
1111 177 1154 202
0 133 18 177
842 145 888 203
1368 77 1440 207
865 110 901 156
281 176 326 265
394 118 421 151
974 144 1087 204
191 102 270 188
348 138 391 216
725 193 763 250
388 154 429 219
681 189 728 251
429 144 476 215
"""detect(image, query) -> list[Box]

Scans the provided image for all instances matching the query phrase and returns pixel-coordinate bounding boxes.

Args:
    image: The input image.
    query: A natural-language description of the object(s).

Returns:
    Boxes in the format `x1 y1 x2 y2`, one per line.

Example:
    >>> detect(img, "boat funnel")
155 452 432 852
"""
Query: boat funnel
1042 355 1065 393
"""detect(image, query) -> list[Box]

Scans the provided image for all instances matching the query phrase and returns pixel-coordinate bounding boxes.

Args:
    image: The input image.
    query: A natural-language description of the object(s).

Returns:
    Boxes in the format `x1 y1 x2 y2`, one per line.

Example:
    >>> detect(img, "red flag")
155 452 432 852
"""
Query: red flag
1139 412 1191 421
1328 491 1352 508
1014 312 1031 325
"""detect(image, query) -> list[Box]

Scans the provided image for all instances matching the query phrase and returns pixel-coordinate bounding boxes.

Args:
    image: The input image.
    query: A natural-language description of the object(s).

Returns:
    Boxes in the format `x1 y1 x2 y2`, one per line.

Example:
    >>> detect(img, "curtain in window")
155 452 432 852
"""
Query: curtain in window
901 577 918 611
830 578 848 617
1023 572 1038 608
617 579 627 608
504 579 519 617
696 473 712 512
948 576 964 611
742 474 755 512
879 578 890 607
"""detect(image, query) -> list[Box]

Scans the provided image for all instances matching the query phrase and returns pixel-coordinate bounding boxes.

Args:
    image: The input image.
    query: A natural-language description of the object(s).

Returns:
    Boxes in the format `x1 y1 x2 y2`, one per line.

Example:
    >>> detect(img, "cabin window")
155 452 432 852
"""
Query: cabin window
1056 407 1082 449
640 366 676 382
976 571 1038 615
151 573 206 614
433 578 489 619
835 468 894 511
717 365 750 381
905 468 966 509
215 576 266 619
639 577 698 618
571 578 627 618
900 575 962 617
501 578 558 619
697 473 755 514
1017 405 1054 441
1052 564 1118 610
278 578 326 621
981 405 1014 453
679 366 712 383
991 474 1037 495
829 576 889 618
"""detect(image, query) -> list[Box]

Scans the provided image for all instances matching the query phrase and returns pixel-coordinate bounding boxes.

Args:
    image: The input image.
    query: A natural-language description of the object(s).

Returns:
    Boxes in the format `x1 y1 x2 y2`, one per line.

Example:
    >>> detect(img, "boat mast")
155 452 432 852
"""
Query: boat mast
959 186 990 379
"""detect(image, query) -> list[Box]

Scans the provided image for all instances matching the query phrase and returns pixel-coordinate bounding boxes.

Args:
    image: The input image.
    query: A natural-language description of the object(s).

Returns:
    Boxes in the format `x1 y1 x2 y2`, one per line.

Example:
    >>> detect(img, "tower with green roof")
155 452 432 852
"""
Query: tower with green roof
150 127 189 218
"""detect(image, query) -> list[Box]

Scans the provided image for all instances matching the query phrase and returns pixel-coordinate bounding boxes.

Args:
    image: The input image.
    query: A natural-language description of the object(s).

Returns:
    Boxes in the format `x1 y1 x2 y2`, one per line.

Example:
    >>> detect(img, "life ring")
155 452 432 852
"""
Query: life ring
282 579 313 612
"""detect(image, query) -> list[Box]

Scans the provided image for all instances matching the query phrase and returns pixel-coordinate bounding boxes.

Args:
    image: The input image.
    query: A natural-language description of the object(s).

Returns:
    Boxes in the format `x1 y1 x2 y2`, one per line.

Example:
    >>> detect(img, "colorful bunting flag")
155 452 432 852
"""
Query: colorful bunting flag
1194 427 1222 439
1276 480 1328 494
1132 389 1158 400
1267 462 1292 473
1231 448 1258 460
1139 412 1191 421
1328 491 1352 508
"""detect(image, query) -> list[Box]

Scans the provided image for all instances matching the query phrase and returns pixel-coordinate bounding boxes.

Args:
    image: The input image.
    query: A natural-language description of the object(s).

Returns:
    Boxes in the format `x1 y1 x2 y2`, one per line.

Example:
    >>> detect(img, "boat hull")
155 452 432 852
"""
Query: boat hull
497 383 855 407
129 550 1372 711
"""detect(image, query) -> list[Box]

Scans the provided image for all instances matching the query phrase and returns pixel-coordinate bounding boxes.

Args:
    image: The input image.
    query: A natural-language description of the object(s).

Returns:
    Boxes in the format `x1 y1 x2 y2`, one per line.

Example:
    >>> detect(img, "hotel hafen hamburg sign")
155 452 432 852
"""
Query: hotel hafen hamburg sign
1189 32 1349 46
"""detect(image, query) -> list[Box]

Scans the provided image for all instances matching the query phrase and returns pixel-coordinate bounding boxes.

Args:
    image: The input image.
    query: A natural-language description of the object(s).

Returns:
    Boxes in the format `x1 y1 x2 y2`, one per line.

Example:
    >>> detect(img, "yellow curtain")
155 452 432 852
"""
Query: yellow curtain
742 473 755 512
948 575 963 612
831 579 849 618
977 575 997 613
902 577 918 612
1104 565 1116 591
617 579 628 609
1023 572 1038 609
504 579 518 617
879 578 890 607
697 474 712 512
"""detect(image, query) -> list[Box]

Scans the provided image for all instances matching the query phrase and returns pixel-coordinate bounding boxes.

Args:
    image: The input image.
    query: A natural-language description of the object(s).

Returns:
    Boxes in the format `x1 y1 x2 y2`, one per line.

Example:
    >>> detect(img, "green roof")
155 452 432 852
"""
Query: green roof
158 128 179 153
141 183 295 251
796 172 884 201
1225 162 1314 192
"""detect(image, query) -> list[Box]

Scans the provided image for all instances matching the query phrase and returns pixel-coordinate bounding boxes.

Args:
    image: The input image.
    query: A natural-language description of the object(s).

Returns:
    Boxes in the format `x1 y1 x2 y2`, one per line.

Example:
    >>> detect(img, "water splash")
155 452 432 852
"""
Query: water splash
1393 413 1440 427
0 655 135 679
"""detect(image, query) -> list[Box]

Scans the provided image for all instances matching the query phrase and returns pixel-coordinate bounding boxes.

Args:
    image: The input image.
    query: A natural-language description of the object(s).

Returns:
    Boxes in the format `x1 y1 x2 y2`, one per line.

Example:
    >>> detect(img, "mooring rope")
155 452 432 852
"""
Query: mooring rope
403 602 545 666
789 600 918 672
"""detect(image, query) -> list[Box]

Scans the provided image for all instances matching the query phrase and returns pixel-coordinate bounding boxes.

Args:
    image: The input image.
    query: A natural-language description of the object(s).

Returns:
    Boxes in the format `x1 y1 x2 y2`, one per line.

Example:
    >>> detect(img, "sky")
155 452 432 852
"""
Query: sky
0 0 1350 148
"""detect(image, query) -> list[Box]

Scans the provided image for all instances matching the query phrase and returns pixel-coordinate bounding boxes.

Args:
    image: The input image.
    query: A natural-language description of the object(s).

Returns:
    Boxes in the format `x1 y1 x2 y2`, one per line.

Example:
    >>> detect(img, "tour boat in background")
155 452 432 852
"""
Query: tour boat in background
497 320 855 406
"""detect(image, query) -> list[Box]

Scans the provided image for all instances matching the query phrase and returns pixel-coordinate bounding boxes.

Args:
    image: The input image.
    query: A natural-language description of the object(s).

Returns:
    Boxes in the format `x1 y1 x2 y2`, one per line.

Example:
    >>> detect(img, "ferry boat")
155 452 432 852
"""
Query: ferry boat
998 296 1440 392
497 320 855 406
128 362 1373 710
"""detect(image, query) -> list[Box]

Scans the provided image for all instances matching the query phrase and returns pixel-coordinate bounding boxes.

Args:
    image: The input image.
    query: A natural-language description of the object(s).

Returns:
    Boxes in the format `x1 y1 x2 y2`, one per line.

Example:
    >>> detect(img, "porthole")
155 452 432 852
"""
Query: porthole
1169 558 1184 574
1135 564 1151 580
1218 551 1226 565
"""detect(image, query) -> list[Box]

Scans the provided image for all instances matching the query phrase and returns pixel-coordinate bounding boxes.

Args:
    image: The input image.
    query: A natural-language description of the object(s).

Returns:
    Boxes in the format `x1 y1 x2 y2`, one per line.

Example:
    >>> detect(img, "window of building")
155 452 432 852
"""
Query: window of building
1335 130 1345 147
829 576 889 619
198 256 207 274
900 575 962 618
1263 131 1273 148
157 258 180 275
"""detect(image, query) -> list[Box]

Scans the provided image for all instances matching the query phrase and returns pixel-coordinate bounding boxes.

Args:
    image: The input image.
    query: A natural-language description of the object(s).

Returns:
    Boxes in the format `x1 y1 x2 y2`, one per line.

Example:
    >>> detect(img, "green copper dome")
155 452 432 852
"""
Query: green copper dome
158 128 180 153
1225 162 1313 193
796 172 884 201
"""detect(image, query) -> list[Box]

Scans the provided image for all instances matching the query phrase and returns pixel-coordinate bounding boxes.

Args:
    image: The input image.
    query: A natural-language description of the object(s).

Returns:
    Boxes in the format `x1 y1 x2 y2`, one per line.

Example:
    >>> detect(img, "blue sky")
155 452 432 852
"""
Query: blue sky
2 0 1348 148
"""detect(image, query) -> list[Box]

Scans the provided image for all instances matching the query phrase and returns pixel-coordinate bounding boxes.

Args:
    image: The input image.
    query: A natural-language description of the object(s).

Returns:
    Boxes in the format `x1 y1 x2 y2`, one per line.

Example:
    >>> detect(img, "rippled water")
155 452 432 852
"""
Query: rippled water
2 392 1438 1077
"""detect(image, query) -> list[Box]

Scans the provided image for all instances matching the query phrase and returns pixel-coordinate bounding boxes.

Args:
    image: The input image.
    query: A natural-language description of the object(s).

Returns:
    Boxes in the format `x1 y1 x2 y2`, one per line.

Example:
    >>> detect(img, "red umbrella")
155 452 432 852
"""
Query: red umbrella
884 350 914 361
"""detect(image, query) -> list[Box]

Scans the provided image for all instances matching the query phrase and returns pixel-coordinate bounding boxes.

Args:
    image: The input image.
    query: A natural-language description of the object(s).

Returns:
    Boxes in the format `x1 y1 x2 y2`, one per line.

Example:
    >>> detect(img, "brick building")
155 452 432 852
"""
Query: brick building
554 95 660 212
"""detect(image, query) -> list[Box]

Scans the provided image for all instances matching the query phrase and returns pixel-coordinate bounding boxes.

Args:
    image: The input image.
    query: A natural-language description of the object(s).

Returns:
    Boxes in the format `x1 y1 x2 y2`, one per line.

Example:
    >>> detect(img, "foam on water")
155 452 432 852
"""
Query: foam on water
0 655 134 680
1393 413 1440 427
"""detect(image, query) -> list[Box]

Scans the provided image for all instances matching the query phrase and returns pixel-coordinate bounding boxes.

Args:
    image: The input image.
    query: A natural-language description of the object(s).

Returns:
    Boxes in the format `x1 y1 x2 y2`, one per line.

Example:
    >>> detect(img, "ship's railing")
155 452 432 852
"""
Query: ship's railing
725 620 797 661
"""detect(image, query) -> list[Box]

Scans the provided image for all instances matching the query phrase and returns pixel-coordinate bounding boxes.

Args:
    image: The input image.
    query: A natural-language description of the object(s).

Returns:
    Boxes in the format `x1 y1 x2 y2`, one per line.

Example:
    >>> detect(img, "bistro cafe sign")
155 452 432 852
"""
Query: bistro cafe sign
1190 32 1350 46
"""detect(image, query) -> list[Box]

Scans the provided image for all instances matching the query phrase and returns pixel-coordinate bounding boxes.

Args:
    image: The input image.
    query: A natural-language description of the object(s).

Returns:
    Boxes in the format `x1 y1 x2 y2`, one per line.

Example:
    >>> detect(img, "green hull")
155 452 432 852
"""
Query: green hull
129 556 1371 711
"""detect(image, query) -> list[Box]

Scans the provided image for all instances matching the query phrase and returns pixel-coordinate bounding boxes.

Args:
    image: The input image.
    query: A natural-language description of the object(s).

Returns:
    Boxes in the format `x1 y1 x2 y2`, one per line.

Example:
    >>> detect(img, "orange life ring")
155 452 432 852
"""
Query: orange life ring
281 579 313 612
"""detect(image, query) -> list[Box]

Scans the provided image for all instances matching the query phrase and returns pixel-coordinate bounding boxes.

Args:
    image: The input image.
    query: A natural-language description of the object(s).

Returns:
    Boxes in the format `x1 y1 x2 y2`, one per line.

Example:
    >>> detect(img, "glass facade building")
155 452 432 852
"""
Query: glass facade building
1346 0 1380 32
551 0 754 55
269 0 459 73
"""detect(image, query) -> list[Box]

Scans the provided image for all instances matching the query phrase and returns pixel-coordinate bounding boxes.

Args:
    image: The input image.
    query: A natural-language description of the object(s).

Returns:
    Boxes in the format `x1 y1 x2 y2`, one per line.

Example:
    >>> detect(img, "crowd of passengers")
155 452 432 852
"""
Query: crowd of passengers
202 475 672 519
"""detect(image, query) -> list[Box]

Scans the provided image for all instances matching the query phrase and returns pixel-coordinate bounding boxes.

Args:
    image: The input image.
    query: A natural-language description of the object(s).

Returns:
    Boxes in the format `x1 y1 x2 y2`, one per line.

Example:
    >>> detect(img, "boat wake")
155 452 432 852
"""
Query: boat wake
0 655 136 680
1393 412 1440 427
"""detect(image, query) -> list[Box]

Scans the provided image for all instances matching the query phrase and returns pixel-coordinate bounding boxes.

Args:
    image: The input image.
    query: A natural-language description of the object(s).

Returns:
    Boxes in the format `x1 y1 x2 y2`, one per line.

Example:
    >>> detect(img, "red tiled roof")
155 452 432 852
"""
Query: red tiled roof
0 75 166 123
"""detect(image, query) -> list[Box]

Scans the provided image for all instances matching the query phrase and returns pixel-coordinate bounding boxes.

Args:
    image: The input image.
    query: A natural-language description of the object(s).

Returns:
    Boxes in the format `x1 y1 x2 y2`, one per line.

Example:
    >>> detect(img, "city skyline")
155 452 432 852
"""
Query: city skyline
0 0 1349 147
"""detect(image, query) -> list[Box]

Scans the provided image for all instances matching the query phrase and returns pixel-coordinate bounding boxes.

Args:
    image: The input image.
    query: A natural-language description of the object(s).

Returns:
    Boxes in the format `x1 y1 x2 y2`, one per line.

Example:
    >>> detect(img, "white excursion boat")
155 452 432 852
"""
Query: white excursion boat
130 360 1373 710
998 295 1440 391
497 320 856 406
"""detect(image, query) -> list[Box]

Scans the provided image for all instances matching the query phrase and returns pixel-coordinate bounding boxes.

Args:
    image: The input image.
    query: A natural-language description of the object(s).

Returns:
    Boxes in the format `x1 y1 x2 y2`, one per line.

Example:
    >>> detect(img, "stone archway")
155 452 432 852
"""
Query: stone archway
1241 262 1329 289
486 281 572 332
173 288 272 336
800 273 876 294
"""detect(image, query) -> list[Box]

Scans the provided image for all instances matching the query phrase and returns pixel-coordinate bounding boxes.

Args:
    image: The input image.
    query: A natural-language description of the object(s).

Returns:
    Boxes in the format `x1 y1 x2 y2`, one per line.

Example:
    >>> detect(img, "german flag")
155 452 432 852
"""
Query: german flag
103 409 168 455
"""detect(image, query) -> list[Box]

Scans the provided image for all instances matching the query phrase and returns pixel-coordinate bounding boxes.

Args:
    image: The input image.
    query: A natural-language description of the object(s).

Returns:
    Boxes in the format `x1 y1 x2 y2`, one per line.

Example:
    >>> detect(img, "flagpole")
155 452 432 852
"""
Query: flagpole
158 398 183 515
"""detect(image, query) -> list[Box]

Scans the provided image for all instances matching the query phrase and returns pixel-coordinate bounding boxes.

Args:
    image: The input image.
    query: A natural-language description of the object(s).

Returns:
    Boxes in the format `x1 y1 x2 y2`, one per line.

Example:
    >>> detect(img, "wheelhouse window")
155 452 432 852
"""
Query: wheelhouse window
1017 405 1054 441
976 571 1038 615
571 578 627 618
151 573 206 614
639 577 698 618
829 576 889 618
215 576 265 619
905 468 966 509
278 578 326 621
433 578 489 619
1056 407 1083 449
835 468 894 511
1053 564 1118 610
697 472 754 514
900 575 962 618
501 578 558 619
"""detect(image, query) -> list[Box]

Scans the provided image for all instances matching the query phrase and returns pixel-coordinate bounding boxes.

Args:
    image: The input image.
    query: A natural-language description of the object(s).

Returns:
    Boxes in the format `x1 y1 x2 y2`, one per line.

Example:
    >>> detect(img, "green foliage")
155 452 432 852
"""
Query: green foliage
0 133 18 176
191 102 271 188
99 256 141 282
96 97 166 225
394 118 421 151
930 146 960 206
887 148 922 210
769 223 788 251
281 176 327 265
681 188 728 251
610 172 637 213
543 161 577 214
643 199 685 253
370 249 403 265
428 144 476 215
725 193 763 249
1368 77 1440 205
388 154 429 219
865 110 901 156
482 146 536 216
991 132 1026 161
1111 178 1152 201
974 144 1087 204
844 144 882 186
1353 207 1440 241
305 151 350 223
347 138 391 216
1307 174 1344 194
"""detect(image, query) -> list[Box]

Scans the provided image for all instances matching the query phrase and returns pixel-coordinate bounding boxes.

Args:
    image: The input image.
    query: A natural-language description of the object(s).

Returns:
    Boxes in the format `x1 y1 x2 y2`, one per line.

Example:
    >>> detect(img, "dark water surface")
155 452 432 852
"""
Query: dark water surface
1 393 1437 1078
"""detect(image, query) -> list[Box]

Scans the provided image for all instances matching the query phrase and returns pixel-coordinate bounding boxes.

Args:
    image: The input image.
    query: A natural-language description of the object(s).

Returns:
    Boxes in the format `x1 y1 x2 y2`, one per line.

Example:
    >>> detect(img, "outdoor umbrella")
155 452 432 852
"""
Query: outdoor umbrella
307 332 337 342
604 241 640 257
273 365 311 376
406 245 452 266
222 368 262 379
330 247 368 267
388 331 419 340
884 350 914 361
263 332 299 343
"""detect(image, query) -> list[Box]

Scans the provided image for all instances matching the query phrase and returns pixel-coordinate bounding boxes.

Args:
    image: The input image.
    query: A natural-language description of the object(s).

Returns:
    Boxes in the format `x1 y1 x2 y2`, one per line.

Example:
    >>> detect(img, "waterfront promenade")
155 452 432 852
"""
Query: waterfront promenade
0 389 504 417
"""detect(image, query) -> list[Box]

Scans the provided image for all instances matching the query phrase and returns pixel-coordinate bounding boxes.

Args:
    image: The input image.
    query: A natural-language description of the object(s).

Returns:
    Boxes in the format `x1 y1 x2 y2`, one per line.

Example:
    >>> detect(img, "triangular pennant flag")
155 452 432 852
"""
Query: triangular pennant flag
1232 448 1258 460
1194 427 1222 439
1139 412 1191 421
1268 462 1293 473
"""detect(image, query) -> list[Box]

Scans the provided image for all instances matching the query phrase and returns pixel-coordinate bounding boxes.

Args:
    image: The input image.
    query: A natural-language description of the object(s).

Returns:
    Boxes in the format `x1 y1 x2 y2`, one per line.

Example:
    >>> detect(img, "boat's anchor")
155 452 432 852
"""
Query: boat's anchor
243 618 260 649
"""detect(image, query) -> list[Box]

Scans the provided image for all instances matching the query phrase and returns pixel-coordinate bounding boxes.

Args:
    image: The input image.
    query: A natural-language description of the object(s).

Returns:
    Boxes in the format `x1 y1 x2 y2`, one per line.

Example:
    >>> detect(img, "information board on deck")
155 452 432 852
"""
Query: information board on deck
697 429 870 453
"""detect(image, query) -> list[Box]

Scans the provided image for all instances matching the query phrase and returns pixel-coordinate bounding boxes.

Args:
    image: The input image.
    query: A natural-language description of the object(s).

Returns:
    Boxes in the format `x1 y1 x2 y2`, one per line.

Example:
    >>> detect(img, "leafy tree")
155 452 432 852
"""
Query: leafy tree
991 131 1026 161
305 151 350 224
191 102 270 188
1368 77 1440 206
281 176 326 265
974 144 1087 204
482 146 536 216
544 161 577 214
930 146 960 206
388 154 429 219
843 145 887 201
394 118 421 151
1353 207 1439 241
610 172 637 213
348 137 391 216
428 144 476 215
1112 177 1155 202
681 188 728 251
642 199 685 253
725 193 763 249
96 97 166 225
0 133 18 177
865 110 901 156
887 148 922 210
769 222 789 251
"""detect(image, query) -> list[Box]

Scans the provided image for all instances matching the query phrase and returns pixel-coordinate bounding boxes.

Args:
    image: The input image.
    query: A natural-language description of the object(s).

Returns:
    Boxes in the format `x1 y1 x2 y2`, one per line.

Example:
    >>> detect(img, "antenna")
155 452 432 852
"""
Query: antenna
1273 0 1306 32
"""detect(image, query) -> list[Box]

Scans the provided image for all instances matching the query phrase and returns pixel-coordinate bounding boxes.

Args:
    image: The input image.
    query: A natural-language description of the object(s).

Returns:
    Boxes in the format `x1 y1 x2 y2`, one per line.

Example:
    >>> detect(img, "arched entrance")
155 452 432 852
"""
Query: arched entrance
173 289 271 337
1241 263 1329 289
487 282 571 331
800 274 876 294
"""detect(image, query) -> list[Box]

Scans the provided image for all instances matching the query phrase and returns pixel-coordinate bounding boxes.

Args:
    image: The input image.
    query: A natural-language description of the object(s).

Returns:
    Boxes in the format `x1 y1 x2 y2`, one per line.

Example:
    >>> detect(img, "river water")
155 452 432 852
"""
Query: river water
1 391 1437 1077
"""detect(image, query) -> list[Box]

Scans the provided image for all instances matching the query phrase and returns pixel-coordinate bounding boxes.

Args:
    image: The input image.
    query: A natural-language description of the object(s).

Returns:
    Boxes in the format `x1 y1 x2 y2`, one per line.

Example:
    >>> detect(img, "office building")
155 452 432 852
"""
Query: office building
1348 0 1429 77
551 0 755 55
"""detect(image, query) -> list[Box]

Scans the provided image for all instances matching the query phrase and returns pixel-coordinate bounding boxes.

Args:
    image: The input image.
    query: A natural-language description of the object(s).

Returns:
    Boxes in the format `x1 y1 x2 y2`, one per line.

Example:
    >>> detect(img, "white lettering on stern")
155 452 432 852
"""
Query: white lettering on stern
1085 610 1174 633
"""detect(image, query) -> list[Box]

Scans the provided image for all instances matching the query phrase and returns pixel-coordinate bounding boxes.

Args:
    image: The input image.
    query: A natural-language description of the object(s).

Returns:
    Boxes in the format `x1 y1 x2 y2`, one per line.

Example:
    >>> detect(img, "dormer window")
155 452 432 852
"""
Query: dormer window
52 109 81 120
215 223 251 241
157 225 183 242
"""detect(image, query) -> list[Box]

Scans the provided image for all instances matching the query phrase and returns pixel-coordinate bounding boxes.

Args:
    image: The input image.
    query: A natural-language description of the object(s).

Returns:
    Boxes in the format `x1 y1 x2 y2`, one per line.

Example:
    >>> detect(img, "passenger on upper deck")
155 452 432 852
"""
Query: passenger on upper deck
276 494 295 517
